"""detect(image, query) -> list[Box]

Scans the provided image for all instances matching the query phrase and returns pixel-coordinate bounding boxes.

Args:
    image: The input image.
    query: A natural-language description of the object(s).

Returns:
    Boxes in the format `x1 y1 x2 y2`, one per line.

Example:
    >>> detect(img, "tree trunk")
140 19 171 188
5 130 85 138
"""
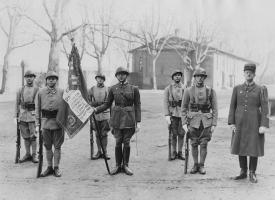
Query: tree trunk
184 67 193 87
0 53 10 94
152 58 157 90
97 57 102 74
48 39 60 72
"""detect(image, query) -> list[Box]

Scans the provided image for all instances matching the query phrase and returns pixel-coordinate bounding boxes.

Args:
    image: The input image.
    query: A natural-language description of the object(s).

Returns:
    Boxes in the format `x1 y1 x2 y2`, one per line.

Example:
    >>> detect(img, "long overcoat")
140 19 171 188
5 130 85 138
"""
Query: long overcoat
228 82 269 157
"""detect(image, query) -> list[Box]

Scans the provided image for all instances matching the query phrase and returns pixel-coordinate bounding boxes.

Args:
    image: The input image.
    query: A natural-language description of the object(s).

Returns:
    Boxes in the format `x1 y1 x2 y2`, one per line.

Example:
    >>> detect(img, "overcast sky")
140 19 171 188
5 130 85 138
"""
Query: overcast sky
0 0 274 71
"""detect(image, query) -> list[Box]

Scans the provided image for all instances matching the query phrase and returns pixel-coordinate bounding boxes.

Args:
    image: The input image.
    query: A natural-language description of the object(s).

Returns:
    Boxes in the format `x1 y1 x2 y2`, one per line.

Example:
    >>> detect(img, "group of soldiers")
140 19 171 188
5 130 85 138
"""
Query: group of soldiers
14 63 269 183
15 67 140 177
163 63 269 183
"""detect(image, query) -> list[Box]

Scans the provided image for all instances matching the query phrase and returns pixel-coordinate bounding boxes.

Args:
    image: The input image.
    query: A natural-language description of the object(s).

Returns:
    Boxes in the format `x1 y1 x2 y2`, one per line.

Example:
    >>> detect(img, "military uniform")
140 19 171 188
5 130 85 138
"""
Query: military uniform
95 67 141 176
15 70 39 163
35 71 64 177
163 70 186 160
228 63 269 183
181 68 218 174
89 73 110 159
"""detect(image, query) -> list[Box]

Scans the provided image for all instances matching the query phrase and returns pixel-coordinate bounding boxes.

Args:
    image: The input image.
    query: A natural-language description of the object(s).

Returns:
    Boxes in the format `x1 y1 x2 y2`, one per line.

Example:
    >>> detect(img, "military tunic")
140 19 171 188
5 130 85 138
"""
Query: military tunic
181 85 218 145
15 85 38 139
228 82 269 157
163 82 185 136
35 86 64 150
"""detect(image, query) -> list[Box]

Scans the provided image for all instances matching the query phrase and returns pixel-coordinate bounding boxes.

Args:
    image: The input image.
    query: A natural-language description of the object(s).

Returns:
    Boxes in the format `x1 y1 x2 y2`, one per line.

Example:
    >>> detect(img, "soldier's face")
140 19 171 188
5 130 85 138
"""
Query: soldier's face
25 76 35 85
116 73 127 82
244 70 255 82
173 74 182 83
46 77 57 87
96 77 104 84
194 75 205 85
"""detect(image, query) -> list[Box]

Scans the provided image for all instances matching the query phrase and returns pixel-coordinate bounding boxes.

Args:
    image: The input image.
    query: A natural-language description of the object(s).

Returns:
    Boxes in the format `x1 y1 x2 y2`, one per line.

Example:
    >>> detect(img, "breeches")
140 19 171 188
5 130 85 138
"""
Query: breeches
171 116 185 136
189 122 211 147
43 128 64 150
19 121 36 139
113 128 135 147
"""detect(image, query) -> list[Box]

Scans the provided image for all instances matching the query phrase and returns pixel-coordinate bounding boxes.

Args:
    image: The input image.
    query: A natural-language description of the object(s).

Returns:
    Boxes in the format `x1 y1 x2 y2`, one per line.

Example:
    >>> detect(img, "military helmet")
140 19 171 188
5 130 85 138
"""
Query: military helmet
24 70 36 77
115 67 129 76
95 73 106 81
45 71 58 80
171 70 183 79
193 68 207 77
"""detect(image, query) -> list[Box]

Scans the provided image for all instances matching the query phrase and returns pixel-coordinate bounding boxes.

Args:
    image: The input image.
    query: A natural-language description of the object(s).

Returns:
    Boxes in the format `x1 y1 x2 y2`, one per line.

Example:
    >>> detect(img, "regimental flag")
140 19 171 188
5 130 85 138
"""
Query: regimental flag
57 41 93 138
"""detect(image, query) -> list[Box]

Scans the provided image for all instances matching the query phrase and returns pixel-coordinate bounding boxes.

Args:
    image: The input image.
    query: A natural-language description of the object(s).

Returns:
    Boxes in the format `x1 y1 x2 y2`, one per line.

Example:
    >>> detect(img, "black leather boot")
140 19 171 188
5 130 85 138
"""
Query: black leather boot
123 147 133 176
177 151 185 160
19 154 32 163
110 147 123 175
234 169 247 180
198 163 206 175
249 171 257 183
171 151 177 160
92 151 102 160
190 163 199 174
41 166 54 177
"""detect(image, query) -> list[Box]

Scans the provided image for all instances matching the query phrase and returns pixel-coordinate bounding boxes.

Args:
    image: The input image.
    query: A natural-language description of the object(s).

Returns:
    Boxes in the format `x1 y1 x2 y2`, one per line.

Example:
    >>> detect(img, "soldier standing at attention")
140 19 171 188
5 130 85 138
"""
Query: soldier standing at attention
94 67 141 176
181 68 218 174
228 63 269 183
163 70 186 160
15 70 39 163
35 71 64 177
88 73 110 160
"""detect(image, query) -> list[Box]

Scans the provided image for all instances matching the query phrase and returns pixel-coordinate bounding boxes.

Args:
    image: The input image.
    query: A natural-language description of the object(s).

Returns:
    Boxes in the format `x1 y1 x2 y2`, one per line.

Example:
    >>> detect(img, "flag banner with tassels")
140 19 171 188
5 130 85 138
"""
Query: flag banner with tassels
57 40 93 138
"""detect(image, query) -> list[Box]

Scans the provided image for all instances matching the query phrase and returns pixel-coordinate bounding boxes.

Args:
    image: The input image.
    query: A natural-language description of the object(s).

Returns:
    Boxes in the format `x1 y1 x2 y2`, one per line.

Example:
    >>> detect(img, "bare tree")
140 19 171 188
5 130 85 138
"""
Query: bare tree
120 15 173 89
24 0 84 72
0 6 35 94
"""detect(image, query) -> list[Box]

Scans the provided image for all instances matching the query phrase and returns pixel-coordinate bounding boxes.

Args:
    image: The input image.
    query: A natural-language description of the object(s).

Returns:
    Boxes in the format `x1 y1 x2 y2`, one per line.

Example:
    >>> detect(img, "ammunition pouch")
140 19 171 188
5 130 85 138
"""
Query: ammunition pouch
190 104 211 113
41 109 58 118
22 102 35 111
169 100 182 107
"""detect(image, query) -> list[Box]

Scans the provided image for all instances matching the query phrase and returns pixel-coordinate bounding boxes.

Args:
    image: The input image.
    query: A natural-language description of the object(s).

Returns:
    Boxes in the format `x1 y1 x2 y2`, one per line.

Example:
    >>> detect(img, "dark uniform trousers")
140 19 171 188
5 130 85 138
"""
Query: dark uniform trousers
94 120 110 153
170 117 185 153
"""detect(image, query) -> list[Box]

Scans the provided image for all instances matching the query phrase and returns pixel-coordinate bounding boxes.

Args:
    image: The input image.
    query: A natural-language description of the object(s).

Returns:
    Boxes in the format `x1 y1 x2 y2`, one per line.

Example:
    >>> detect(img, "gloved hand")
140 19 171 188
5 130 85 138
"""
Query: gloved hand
182 124 188 133
211 125 216 133
35 126 39 133
165 116 171 125
259 126 266 134
136 123 141 132
13 118 18 125
230 124 236 133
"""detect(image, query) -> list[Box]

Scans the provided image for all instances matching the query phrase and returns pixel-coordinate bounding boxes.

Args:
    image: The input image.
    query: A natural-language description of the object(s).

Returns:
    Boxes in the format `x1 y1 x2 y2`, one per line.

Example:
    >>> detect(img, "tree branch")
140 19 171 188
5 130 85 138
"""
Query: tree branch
42 0 54 26
24 15 51 36
58 24 86 41
11 39 35 50
0 20 8 37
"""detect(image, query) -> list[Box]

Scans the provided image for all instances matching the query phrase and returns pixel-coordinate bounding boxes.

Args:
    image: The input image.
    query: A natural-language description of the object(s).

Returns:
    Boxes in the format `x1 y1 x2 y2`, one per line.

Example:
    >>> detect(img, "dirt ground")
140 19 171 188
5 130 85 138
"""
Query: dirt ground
1 90 275 200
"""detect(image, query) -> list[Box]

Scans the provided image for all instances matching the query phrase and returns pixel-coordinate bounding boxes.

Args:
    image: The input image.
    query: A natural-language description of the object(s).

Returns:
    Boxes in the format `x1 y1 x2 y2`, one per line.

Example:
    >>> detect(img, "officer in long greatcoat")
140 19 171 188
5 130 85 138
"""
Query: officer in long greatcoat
35 71 64 177
181 68 218 175
163 70 186 160
15 70 39 163
94 67 141 176
228 63 269 183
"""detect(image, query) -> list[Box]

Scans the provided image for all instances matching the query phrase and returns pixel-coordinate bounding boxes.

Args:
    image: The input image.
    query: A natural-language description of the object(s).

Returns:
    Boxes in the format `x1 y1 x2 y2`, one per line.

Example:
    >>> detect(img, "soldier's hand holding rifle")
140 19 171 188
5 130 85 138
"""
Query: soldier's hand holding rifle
211 125 216 133
165 116 171 125
136 123 141 132
182 124 188 133
35 126 39 133
230 124 236 133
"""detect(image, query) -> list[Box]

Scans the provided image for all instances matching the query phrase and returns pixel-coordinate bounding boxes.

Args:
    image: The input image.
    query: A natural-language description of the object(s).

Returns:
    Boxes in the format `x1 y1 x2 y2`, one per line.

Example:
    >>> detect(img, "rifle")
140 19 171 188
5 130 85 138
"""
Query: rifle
184 131 190 174
168 124 172 161
90 118 94 160
15 118 21 163
36 118 43 178
92 114 110 174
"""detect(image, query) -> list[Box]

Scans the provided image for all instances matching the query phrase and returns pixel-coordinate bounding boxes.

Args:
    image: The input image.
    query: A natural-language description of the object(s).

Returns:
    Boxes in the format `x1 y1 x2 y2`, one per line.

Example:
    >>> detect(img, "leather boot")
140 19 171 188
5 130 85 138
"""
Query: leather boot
19 154 32 163
110 147 123 175
53 166 62 177
190 163 199 174
198 163 206 175
234 169 247 180
171 151 177 160
249 171 257 183
32 153 38 163
123 147 133 176
177 151 185 160
41 166 54 177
